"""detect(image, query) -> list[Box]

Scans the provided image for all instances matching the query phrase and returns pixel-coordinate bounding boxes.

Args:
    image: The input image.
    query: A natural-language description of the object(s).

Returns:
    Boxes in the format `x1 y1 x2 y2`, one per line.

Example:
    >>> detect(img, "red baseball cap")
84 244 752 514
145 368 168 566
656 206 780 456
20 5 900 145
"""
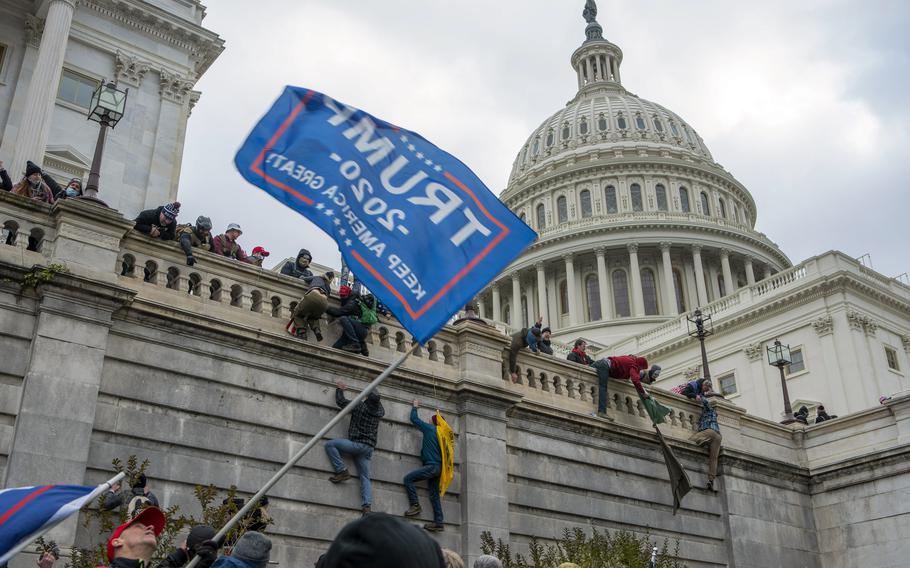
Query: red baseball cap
107 506 166 561
251 246 270 257
339 285 352 297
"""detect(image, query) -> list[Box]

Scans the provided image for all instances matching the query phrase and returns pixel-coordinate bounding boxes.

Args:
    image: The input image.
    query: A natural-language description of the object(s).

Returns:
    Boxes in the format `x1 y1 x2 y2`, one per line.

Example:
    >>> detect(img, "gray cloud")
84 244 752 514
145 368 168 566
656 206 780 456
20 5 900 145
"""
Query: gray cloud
178 0 908 279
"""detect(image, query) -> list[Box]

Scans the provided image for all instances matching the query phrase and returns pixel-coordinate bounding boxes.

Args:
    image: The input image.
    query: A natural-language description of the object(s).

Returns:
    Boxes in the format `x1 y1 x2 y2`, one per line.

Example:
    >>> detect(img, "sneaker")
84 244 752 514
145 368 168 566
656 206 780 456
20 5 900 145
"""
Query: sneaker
329 470 352 483
404 504 422 517
423 522 444 532
295 328 307 340
313 329 323 342
596 411 614 421
361 505 371 516
360 346 370 357
340 343 361 353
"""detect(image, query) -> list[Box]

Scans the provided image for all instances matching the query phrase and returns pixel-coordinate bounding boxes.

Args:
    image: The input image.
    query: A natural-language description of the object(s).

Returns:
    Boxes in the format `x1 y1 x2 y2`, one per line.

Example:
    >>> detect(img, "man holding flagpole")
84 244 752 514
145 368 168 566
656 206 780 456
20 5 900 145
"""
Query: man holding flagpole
403 400 445 532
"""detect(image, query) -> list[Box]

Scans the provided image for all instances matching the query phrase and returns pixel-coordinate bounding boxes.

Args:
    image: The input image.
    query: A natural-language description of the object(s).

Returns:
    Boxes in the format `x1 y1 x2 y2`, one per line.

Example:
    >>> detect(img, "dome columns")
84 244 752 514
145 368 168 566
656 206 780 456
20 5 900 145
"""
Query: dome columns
720 248 735 297
744 255 756 286
627 244 645 317
511 272 522 328
492 282 502 323
660 242 677 315
564 254 580 326
692 244 709 307
595 247 611 320
536 262 549 325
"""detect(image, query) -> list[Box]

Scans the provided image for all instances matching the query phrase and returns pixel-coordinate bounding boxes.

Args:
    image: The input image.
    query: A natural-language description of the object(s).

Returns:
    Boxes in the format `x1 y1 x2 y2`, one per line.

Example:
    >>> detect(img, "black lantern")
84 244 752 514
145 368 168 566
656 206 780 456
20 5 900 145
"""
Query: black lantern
686 308 713 380
81 81 129 203
767 339 796 424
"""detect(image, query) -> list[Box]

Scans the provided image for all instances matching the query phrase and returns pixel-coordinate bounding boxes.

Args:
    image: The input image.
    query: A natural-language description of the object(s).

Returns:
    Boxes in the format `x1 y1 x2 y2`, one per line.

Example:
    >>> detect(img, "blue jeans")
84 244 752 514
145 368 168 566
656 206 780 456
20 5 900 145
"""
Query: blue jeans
593 358 612 413
325 439 374 507
333 317 368 349
403 464 443 524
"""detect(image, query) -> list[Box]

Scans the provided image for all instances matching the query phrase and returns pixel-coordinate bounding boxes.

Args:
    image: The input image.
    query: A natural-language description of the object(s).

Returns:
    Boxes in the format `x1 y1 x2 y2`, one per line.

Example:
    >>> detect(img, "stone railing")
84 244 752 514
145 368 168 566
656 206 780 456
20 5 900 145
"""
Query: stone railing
0 192 57 262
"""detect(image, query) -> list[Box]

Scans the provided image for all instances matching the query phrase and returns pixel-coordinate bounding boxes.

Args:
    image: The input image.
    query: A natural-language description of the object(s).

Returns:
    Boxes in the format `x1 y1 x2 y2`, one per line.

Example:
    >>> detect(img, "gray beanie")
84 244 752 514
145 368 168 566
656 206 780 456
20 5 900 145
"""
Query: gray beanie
474 555 503 568
649 364 662 379
232 531 272 568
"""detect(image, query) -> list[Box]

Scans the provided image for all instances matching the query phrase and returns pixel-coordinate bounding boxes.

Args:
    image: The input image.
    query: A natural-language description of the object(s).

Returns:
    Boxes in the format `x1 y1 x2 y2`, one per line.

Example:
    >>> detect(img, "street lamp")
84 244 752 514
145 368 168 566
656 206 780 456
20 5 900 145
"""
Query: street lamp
82 81 128 204
767 339 796 424
686 308 713 380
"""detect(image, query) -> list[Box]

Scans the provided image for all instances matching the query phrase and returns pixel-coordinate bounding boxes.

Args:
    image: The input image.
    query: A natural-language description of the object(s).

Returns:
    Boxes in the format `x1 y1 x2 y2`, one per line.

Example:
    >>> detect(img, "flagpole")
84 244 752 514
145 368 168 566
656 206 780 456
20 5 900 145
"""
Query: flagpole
186 348 414 568
0 472 125 564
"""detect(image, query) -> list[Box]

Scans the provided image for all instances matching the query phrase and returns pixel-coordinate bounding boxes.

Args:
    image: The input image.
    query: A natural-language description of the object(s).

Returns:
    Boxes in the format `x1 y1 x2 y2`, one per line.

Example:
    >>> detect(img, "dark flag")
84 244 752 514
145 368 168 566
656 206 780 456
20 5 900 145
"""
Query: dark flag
640 391 691 514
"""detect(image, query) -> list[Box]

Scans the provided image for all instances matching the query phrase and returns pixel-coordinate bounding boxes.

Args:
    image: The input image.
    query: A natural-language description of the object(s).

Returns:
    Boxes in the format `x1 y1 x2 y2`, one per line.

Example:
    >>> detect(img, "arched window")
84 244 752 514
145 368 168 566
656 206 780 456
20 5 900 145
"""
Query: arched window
521 295 529 327
559 280 569 314
718 198 727 219
655 184 668 211
605 185 618 213
717 275 727 298
679 187 690 212
580 190 592 218
561 123 570 140
653 117 664 132
673 269 687 314
732 204 738 222
579 117 589 135
545 130 554 147
635 115 646 130
670 121 680 137
700 192 711 216
641 268 659 315
536 204 546 229
586 274 601 321
612 270 630 317
598 114 608 131
617 114 627 130
557 196 568 223
532 138 540 155
630 183 643 212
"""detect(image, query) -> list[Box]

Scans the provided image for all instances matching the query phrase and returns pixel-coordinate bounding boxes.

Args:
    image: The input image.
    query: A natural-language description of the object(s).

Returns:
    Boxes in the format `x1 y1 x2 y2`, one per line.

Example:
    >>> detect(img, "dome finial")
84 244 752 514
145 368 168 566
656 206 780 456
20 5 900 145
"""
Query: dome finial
582 0 604 41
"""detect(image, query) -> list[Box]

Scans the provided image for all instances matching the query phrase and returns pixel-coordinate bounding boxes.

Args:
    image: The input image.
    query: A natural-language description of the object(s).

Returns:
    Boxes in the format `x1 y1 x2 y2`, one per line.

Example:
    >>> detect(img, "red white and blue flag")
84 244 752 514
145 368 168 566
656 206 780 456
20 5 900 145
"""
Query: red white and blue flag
0 484 97 563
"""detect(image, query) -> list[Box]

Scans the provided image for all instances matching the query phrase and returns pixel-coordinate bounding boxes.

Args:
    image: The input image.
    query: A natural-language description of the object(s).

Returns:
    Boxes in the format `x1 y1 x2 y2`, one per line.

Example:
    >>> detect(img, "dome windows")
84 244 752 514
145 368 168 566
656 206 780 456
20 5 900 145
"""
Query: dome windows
630 183 643 212
545 129 554 148
579 117 589 136
556 196 568 223
700 191 711 216
670 121 680 137
536 203 546 229
605 185 618 214
617 113 627 130
679 187 690 212
532 137 540 155
586 275 602 321
598 113 608 132
580 189 593 218
641 268 659 315
718 198 727 219
612 270 630 317
561 122 571 140
653 116 664 133
655 184 668 211
634 114 646 130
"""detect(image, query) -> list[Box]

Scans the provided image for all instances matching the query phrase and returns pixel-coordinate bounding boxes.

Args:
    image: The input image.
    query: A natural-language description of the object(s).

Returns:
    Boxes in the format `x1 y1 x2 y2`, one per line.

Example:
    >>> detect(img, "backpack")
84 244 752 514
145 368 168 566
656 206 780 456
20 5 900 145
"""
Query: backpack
126 494 152 519
358 296 378 326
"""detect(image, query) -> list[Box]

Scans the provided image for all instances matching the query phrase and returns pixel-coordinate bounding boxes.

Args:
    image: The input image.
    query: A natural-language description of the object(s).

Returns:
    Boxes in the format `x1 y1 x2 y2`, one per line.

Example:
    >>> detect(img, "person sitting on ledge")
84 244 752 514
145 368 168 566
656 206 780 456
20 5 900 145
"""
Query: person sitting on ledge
815 404 837 423
567 339 594 366
12 161 56 204
176 215 214 266
290 271 335 341
506 316 542 382
54 177 83 200
794 406 810 425
249 246 270 267
213 223 254 263
134 201 180 241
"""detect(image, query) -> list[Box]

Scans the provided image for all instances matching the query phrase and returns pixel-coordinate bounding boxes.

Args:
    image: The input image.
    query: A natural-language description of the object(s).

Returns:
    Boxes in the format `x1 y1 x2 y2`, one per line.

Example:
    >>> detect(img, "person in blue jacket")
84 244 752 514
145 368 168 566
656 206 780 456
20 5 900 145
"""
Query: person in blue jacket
403 399 444 532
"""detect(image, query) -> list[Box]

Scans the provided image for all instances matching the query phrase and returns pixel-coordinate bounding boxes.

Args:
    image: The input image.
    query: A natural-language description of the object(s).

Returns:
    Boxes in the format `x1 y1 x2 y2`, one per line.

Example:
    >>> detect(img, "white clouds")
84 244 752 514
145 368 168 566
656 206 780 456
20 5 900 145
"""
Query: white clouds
178 0 909 277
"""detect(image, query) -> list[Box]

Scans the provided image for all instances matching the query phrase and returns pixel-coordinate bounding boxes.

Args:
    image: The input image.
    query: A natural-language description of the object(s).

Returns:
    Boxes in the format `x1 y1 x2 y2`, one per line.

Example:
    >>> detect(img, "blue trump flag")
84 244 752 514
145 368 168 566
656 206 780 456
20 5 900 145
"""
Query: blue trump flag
235 87 537 343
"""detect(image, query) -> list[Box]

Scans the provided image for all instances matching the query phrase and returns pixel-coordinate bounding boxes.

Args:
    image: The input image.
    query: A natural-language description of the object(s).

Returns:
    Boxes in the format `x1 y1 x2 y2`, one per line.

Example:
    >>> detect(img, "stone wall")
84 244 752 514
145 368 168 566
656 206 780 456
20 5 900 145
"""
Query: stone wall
1 194 909 568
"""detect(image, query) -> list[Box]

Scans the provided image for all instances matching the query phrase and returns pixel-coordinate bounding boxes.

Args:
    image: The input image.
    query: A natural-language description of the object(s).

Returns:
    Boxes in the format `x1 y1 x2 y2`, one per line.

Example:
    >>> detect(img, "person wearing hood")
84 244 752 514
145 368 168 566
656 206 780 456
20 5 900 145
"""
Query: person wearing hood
794 406 810 425
281 248 314 279
97 506 166 568
176 215 214 266
134 202 180 241
327 287 375 356
54 177 83 200
0 160 12 191
403 400 445 532
291 271 335 341
213 223 254 263
101 473 160 513
157 525 218 568
315 513 445 568
11 161 56 204
590 355 660 419
815 405 837 423
212 532 271 568
567 339 594 366
325 379 385 515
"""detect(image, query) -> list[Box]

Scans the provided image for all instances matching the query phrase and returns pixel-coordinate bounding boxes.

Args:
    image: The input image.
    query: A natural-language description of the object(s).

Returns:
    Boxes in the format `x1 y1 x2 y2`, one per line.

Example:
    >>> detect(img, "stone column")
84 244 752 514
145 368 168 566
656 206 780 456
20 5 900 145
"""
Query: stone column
627 244 645 317
659 242 677 315
10 0 76 174
492 283 501 323
564 254 579 326
763 266 773 280
744 256 756 285
510 272 521 328
478 297 487 319
584 58 594 85
595 247 611 319
535 262 548 325
720 249 734 296
692 244 708 307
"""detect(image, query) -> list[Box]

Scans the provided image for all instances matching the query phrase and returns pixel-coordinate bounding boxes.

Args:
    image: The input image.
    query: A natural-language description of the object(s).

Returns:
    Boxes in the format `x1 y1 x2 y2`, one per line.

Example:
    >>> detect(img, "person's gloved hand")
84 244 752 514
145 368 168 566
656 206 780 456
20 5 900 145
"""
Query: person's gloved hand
163 548 188 567
193 540 219 568
186 254 196 266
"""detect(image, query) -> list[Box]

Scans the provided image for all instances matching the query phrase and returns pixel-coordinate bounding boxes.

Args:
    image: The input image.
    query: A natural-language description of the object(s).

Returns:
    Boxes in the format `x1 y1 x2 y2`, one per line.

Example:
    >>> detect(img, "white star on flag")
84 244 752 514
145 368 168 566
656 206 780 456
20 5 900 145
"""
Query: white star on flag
434 165 443 172
344 239 352 247
416 152 424 159
424 159 434 167
338 228 347 236
407 144 416 152
400 134 409 143
324 209 334 216
333 218 341 226
316 203 324 209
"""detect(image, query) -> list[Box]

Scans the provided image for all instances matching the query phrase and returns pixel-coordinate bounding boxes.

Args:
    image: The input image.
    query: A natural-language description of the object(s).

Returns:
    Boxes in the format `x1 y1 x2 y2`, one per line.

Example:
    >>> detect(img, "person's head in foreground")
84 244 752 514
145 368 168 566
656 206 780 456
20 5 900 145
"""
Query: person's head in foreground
106 506 166 563
317 513 444 568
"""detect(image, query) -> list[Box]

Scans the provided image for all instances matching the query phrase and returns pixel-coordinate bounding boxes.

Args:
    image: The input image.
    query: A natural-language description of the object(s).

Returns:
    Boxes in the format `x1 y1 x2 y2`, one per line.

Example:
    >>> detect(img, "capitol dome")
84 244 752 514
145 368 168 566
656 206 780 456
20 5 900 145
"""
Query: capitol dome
477 3 791 347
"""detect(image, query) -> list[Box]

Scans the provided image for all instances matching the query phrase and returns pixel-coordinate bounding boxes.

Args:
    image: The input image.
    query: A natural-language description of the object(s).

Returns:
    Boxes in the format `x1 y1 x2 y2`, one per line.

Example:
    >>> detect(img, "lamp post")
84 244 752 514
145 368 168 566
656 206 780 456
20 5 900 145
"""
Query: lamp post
767 339 796 424
81 81 128 205
686 308 713 380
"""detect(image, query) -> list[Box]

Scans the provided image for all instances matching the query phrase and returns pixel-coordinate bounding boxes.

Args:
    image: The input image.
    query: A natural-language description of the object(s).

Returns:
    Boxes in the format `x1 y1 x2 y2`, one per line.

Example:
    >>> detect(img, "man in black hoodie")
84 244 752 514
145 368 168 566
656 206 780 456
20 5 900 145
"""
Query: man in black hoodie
134 202 180 241
281 249 314 280
327 287 374 356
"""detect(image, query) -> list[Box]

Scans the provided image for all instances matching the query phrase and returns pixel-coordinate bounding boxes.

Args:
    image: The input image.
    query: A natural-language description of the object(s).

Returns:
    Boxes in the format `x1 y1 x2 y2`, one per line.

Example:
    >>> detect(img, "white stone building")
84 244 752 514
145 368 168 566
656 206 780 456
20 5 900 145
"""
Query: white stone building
0 0 222 215
478 7 910 421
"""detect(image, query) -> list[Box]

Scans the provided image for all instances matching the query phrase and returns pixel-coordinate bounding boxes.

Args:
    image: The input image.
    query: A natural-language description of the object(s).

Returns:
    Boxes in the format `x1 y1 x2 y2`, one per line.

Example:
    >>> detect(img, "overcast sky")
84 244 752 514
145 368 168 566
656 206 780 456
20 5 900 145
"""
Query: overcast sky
177 0 909 279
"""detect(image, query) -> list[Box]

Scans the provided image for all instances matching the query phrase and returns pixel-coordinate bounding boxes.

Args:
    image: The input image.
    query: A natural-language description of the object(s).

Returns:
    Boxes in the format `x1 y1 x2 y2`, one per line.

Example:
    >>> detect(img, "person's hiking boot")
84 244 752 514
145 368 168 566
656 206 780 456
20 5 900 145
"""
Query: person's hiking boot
404 504 422 517
423 522 444 532
361 505 371 516
340 343 361 353
329 470 352 483
313 329 323 342
360 346 370 357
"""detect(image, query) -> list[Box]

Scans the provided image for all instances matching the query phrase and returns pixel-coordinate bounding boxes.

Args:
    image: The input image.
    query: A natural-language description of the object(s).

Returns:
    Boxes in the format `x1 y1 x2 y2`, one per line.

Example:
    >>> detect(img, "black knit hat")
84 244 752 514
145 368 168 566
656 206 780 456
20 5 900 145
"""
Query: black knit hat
319 513 444 568
25 161 42 177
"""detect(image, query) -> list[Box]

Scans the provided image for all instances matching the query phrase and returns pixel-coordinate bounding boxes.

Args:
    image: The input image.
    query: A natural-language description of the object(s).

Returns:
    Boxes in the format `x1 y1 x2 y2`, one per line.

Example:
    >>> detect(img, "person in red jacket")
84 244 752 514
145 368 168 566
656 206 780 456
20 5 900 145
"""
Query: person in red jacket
591 355 661 419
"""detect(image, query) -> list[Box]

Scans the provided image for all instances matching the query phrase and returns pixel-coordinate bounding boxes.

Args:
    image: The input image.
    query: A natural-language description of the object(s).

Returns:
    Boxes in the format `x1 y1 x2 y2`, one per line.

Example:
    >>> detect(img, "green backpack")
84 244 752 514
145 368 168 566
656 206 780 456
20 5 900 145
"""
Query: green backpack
358 296 379 326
